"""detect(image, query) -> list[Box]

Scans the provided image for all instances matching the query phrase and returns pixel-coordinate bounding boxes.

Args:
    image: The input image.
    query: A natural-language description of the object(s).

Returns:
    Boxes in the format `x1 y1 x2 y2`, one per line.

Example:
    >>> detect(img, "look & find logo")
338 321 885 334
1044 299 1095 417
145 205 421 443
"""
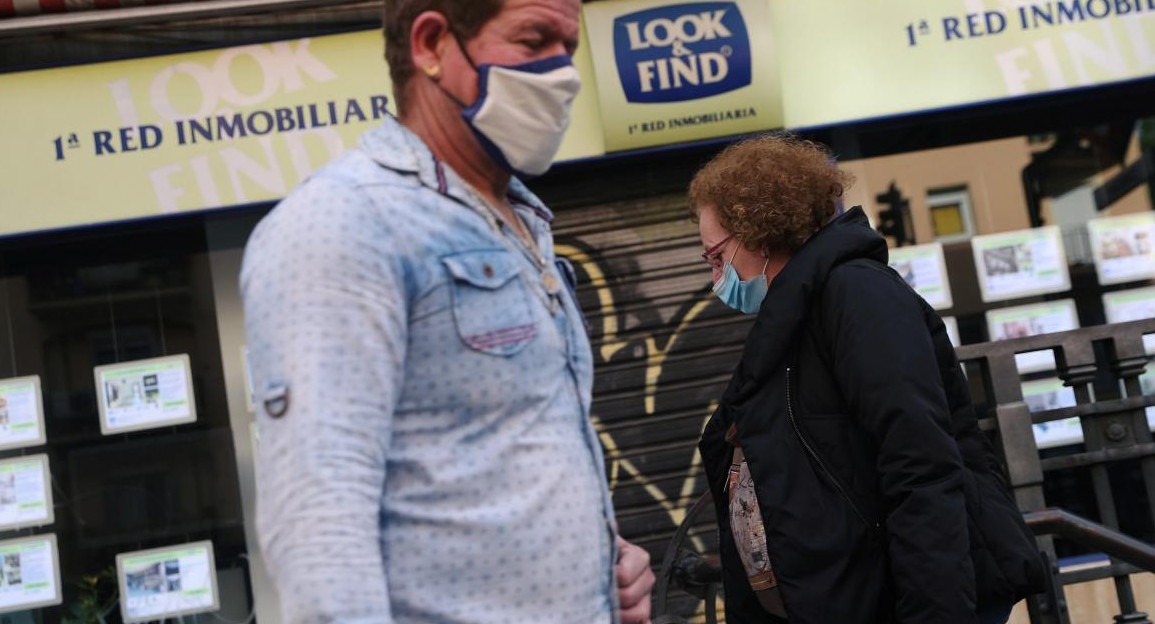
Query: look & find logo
612 2 752 104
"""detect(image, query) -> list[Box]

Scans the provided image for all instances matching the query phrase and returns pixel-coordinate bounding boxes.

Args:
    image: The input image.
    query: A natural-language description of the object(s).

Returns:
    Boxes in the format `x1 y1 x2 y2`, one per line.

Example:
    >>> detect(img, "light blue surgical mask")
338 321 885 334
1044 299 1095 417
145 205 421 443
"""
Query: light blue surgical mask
712 249 770 314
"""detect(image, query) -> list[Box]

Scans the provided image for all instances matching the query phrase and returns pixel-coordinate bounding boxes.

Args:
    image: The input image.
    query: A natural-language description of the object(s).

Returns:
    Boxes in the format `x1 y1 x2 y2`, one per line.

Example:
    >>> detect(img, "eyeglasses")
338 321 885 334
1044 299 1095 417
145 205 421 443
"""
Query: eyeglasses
701 235 734 269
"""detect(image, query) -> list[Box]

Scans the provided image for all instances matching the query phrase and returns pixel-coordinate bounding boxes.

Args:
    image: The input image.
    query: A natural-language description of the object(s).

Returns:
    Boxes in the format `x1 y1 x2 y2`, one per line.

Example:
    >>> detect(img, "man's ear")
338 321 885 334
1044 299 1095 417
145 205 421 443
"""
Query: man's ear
409 11 452 78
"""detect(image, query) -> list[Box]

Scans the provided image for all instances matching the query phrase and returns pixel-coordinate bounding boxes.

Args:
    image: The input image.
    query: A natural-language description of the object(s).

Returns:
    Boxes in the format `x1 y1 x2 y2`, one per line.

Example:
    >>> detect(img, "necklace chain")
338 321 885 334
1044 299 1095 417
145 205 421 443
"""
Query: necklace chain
431 158 560 312
473 196 562 313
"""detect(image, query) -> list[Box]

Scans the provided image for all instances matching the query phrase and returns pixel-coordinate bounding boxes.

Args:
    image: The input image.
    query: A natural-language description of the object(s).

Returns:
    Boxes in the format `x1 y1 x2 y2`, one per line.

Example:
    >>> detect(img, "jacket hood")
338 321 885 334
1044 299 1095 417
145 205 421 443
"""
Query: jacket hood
723 206 888 406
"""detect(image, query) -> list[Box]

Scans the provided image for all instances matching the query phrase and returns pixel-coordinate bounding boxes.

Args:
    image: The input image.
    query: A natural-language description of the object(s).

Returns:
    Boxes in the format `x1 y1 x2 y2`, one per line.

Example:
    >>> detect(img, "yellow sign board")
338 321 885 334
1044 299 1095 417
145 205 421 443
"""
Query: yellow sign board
0 29 603 237
4 2 1155 238
0 31 389 235
582 0 783 151
772 0 1155 128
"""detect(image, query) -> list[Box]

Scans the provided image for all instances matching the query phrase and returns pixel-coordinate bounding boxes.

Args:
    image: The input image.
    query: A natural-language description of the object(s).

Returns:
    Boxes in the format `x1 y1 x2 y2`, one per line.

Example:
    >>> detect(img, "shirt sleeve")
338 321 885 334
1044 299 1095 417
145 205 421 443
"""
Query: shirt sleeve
241 176 408 623
822 262 977 624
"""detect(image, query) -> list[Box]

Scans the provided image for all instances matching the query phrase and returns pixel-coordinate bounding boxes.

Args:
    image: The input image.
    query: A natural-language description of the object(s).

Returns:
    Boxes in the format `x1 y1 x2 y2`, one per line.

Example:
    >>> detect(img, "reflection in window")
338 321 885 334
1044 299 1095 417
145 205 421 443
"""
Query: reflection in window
927 187 975 243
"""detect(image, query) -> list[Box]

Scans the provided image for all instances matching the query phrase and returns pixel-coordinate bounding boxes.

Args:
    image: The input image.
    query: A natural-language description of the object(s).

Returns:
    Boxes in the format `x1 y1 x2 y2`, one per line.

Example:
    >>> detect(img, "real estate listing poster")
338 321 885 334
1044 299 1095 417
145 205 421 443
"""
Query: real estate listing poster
986 299 1079 373
942 316 960 348
1022 378 1081 450
971 226 1070 303
1102 286 1155 356
117 541 219 623
0 455 53 532
888 242 953 310
0 535 61 615
1141 365 1155 431
94 355 196 435
0 377 46 451
1088 212 1155 286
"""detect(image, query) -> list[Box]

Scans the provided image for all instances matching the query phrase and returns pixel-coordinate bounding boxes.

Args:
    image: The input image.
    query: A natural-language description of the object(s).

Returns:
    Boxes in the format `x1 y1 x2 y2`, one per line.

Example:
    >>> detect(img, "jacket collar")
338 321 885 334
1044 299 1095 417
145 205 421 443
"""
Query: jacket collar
724 207 888 407
360 115 554 223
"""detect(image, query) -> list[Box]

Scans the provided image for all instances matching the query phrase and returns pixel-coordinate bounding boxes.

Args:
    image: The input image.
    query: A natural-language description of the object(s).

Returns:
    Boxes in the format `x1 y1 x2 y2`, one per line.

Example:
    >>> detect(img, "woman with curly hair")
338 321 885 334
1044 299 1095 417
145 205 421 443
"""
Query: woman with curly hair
691 134 1042 623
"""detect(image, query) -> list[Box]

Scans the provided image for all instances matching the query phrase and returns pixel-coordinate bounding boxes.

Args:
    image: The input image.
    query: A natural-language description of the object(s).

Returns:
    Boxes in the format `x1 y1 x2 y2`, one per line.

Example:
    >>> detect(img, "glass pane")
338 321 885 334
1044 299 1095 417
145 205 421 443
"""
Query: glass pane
931 204 965 237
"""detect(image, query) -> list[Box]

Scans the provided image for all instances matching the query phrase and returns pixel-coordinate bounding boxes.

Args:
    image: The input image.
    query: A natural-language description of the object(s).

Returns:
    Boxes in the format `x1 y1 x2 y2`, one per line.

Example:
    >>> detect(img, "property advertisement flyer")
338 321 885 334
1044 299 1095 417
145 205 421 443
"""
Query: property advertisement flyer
1141 365 1155 430
0 377 46 451
1088 212 1155 286
1103 286 1155 355
1022 377 1081 450
986 299 1079 373
95 354 196 435
971 226 1070 303
118 541 219 622
0 455 53 532
0 535 61 614
889 242 953 310
943 316 960 348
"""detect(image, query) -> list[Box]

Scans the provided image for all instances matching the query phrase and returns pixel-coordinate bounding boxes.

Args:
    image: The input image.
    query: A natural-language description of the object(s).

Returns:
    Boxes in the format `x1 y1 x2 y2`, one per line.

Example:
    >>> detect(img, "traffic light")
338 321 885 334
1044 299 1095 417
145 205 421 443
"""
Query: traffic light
875 182 915 247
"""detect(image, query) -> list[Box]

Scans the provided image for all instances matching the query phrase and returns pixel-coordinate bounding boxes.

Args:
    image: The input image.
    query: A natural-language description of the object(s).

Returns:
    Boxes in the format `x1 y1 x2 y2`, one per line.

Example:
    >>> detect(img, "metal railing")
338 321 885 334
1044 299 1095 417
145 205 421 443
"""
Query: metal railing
656 317 1155 624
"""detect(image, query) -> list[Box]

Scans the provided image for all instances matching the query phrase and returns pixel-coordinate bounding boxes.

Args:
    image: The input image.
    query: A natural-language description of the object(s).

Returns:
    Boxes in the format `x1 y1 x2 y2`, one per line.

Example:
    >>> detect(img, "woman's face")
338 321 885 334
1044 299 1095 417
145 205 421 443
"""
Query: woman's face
697 205 770 284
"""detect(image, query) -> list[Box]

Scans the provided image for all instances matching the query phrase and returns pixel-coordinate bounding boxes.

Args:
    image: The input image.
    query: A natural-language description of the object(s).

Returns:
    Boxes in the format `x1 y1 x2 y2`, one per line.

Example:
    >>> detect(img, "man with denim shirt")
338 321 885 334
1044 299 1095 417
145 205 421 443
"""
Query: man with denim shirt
240 1 655 622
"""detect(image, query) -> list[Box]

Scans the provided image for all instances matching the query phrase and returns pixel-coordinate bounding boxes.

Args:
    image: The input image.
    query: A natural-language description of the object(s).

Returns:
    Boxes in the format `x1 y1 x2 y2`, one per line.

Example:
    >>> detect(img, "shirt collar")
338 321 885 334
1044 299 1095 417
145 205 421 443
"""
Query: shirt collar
360 116 554 224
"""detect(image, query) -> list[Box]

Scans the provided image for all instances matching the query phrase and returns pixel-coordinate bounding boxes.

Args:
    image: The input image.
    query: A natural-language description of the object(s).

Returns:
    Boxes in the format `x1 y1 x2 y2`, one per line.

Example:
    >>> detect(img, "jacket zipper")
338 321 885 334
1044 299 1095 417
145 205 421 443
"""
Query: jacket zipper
786 366 881 532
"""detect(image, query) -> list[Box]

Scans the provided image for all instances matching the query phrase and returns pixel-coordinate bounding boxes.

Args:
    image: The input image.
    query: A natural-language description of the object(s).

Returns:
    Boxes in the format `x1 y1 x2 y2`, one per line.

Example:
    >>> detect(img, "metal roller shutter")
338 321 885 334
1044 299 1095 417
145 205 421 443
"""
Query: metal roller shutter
552 192 753 621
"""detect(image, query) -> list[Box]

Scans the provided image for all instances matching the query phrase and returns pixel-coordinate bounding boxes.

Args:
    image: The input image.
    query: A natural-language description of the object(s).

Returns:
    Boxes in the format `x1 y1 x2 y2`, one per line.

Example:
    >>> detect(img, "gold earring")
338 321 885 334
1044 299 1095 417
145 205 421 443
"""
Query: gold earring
423 65 441 79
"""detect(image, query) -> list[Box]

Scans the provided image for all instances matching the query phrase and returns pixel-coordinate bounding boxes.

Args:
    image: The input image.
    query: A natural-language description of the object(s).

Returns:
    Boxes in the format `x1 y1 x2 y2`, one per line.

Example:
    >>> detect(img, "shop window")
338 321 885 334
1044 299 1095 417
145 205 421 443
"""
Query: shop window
927 188 976 244
0 225 253 623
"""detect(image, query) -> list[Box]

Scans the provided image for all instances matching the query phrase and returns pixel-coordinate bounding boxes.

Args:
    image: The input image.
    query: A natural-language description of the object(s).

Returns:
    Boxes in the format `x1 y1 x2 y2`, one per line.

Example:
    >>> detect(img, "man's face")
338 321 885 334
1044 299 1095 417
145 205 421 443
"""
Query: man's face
440 0 582 107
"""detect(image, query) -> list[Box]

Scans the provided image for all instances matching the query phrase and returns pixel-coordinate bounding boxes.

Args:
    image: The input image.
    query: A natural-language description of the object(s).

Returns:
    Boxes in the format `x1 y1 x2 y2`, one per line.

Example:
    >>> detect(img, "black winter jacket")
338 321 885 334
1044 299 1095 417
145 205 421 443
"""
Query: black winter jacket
700 208 1043 624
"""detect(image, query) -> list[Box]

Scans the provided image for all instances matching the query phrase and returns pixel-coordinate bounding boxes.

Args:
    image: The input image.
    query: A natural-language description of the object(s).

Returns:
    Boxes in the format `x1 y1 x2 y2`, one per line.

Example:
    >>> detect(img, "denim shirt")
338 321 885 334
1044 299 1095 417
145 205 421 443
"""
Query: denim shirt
241 116 618 624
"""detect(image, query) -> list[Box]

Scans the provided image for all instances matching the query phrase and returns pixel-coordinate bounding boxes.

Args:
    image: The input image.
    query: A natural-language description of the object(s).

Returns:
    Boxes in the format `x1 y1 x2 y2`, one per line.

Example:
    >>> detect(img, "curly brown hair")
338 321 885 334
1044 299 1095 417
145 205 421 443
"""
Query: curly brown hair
689 133 852 255
382 0 505 112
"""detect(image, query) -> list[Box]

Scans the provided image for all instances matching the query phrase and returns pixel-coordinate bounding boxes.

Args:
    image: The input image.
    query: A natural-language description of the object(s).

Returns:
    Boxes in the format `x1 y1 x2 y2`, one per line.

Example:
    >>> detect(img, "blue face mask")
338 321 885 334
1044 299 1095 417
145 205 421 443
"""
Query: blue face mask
712 251 769 315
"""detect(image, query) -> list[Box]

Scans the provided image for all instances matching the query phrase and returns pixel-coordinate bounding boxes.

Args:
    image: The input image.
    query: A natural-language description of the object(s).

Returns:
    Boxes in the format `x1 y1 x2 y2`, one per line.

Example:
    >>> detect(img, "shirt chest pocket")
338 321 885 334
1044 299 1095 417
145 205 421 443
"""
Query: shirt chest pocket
441 249 539 357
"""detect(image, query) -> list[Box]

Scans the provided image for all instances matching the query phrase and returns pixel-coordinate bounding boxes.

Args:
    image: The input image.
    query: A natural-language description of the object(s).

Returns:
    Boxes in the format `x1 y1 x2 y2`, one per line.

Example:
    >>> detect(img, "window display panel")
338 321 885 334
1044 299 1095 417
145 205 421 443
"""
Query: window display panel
942 316 960 348
0 221 253 621
1022 378 1082 450
888 242 953 310
1141 364 1155 431
1103 286 1155 355
986 299 1079 373
0 535 62 615
117 541 219 623
94 354 196 435
1088 212 1155 286
971 226 1071 303
0 376 46 451
0 455 53 532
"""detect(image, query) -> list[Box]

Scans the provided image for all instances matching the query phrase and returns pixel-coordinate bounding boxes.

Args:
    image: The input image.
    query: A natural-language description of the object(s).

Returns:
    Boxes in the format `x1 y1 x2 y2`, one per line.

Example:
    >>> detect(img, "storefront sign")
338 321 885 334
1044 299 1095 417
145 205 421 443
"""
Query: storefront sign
583 0 782 151
3 3 1155 236
0 30 602 237
772 0 1155 128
